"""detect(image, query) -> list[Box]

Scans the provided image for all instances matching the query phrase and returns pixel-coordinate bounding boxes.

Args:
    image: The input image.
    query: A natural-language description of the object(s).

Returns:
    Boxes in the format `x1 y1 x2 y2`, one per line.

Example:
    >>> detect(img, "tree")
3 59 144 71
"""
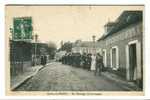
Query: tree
47 41 57 59
59 41 73 52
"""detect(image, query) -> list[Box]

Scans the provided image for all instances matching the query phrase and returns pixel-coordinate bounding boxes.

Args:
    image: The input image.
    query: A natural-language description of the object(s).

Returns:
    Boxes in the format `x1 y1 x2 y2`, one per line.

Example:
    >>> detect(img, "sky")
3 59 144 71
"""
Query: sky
5 5 144 48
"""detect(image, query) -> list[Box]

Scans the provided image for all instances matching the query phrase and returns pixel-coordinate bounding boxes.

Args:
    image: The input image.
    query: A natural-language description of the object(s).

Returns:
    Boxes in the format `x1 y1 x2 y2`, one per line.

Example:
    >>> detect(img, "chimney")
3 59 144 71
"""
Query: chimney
104 22 115 33
92 35 96 42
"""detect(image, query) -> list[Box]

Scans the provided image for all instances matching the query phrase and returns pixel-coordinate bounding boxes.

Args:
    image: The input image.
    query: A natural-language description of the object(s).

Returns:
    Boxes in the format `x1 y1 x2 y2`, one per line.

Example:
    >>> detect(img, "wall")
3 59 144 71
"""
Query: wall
97 22 142 79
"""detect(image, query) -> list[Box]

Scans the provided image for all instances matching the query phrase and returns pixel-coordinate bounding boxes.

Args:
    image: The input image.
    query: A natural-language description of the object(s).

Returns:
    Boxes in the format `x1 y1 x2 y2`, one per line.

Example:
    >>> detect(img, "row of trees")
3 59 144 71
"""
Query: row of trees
47 41 73 60
58 41 73 52
47 41 57 59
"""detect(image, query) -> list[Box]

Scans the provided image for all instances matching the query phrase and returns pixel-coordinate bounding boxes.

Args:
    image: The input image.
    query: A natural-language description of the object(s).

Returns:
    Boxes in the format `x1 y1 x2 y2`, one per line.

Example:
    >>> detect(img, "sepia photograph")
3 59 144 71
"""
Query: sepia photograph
5 5 144 96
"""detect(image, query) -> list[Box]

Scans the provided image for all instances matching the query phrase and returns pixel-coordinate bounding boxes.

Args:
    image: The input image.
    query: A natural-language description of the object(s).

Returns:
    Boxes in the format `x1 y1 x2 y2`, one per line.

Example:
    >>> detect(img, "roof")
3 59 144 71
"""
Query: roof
72 41 101 48
73 41 94 47
104 22 116 27
98 10 143 41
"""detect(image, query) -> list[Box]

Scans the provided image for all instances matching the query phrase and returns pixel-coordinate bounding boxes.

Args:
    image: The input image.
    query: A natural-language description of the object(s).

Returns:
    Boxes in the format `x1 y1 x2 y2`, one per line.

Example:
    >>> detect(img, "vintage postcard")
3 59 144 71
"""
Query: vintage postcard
5 5 144 96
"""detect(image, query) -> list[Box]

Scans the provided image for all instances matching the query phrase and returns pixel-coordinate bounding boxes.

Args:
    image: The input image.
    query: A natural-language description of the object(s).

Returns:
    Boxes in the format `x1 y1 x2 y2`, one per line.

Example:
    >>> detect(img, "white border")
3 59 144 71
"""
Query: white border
1 0 150 99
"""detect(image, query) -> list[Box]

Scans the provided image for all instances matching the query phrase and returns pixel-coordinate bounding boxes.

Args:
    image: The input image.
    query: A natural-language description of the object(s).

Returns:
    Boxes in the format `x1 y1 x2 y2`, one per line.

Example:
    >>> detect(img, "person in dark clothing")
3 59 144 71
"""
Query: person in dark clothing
82 53 87 69
95 53 103 76
87 53 92 70
41 55 47 66
62 55 65 64
80 54 84 68
77 53 82 67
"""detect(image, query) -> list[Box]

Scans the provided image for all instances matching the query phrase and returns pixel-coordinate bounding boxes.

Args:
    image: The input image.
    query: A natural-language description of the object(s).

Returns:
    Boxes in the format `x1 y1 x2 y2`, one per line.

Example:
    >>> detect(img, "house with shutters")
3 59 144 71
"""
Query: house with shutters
97 10 143 88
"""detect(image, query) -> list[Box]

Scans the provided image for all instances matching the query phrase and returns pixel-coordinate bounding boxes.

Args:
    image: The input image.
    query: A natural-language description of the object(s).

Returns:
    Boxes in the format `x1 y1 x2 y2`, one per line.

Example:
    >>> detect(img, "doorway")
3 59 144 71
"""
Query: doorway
129 43 137 81
112 48 117 68
126 40 142 81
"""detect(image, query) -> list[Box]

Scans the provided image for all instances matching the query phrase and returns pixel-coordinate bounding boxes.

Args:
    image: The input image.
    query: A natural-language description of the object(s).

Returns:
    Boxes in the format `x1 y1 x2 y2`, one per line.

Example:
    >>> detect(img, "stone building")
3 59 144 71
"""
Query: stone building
72 40 101 54
97 11 143 88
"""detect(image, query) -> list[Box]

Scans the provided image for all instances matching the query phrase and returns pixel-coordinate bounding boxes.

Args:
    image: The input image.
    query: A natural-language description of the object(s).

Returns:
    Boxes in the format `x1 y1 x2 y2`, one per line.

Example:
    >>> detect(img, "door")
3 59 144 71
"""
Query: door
129 43 137 81
112 48 116 68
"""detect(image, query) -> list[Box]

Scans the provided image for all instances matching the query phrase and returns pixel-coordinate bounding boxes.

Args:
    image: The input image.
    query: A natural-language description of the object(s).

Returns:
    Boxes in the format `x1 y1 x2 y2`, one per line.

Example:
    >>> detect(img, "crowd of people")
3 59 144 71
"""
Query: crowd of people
60 52 105 75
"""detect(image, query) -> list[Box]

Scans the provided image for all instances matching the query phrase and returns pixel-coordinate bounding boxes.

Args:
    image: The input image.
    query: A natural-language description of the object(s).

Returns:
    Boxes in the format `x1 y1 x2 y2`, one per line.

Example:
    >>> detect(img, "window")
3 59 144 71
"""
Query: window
110 46 119 70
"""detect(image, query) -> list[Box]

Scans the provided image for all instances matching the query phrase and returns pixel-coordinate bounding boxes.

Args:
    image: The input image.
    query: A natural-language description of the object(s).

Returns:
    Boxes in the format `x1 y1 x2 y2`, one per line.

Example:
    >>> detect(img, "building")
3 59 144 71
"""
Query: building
31 42 50 65
72 40 101 54
10 40 32 75
97 11 143 88
10 40 50 75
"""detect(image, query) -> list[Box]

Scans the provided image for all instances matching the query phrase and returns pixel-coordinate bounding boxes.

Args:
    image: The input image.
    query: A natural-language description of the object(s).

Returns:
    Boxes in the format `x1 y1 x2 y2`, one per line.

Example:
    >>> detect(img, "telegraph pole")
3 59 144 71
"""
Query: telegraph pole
92 35 96 54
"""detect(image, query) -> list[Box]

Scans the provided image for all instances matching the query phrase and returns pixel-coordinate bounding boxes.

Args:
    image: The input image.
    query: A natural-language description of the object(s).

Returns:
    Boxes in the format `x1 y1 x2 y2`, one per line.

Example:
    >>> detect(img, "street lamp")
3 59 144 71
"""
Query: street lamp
92 35 96 54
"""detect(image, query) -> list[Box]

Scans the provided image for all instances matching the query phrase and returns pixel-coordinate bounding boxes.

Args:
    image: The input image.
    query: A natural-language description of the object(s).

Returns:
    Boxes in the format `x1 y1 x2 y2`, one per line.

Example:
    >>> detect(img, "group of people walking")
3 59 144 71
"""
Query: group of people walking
41 55 47 66
61 52 104 75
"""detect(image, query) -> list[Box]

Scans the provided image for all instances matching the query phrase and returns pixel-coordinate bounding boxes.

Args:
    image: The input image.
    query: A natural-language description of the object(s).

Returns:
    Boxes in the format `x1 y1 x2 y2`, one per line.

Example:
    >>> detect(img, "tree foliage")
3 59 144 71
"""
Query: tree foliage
59 42 73 52
47 41 57 59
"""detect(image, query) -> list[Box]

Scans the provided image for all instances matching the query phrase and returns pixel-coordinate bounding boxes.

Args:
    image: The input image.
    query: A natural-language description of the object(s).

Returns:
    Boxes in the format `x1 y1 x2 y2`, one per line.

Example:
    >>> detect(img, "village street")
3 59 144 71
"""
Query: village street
14 62 138 91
